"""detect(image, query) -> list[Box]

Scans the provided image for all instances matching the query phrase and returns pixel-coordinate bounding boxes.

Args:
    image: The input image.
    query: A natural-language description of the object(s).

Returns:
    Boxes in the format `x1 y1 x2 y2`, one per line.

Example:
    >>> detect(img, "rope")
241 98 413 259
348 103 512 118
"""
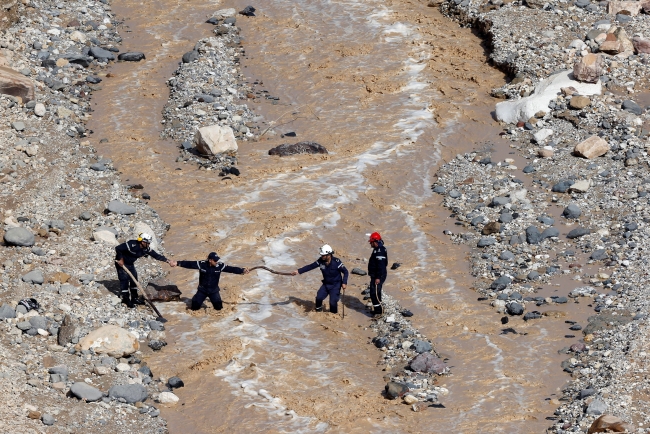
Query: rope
248 266 295 276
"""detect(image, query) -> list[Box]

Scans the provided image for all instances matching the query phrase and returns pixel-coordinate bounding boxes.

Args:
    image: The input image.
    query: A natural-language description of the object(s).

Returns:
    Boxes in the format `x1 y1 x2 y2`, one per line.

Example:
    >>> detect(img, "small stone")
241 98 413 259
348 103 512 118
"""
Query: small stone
574 136 609 159
108 384 148 403
587 414 632 433
107 200 136 215
477 237 496 247
118 52 146 62
409 353 446 374
567 227 590 239
563 204 582 219
41 414 55 426
586 398 608 416
3 227 35 246
34 103 46 117
569 96 591 109
491 275 512 290
412 340 432 353
351 267 367 276
22 270 44 285
573 53 603 83
621 100 642 115
70 382 103 402
403 395 419 405
158 391 179 404
506 302 524 315
385 382 408 400
482 222 500 235
168 377 184 389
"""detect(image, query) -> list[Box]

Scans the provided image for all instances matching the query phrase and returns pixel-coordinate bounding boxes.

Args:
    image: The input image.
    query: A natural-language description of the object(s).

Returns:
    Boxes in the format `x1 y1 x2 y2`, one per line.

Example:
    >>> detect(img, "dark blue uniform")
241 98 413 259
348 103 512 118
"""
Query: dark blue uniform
177 260 245 310
298 256 348 313
115 240 168 303
368 240 388 315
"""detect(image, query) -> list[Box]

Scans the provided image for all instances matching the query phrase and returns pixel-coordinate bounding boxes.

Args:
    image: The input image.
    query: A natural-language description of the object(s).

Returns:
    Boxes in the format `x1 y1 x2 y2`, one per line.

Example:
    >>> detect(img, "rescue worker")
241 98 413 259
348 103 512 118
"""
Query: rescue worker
115 233 172 308
368 232 388 316
291 244 348 314
173 252 249 311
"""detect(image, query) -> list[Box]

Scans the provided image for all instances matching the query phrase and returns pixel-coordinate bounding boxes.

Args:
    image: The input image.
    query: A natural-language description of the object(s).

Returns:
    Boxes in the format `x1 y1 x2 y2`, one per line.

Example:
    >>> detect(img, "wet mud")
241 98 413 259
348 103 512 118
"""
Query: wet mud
87 0 596 432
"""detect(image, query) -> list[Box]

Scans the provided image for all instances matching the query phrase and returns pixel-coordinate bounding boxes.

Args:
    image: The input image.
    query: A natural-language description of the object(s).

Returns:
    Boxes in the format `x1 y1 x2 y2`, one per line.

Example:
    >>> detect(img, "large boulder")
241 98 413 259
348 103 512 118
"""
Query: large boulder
632 35 650 54
70 382 103 402
574 136 609 159
92 229 118 246
75 325 139 357
0 65 35 103
3 227 35 246
496 70 601 123
268 142 328 156
573 54 603 84
117 52 145 62
588 414 633 433
22 270 44 285
107 200 136 215
409 353 446 374
194 125 238 156
108 384 148 403
608 1 643 16
132 222 158 251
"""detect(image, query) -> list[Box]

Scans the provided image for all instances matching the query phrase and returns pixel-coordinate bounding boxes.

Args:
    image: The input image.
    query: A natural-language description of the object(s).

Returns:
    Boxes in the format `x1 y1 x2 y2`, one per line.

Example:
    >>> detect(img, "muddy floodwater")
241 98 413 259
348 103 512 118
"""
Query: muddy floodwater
87 0 595 432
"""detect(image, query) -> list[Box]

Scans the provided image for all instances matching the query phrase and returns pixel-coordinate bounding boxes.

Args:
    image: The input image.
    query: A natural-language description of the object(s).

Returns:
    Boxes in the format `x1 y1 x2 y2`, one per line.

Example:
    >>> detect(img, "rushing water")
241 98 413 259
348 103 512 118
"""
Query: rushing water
88 0 594 431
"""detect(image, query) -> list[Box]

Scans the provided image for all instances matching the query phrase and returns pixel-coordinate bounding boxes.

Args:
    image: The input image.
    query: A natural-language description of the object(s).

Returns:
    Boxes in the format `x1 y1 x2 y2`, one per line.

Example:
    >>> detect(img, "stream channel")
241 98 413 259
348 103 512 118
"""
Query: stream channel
86 0 594 431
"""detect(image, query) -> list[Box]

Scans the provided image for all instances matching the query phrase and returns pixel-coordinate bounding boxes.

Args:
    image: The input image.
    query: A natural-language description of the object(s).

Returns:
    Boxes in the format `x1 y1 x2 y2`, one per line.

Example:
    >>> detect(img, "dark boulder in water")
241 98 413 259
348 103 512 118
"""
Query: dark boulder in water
268 141 328 156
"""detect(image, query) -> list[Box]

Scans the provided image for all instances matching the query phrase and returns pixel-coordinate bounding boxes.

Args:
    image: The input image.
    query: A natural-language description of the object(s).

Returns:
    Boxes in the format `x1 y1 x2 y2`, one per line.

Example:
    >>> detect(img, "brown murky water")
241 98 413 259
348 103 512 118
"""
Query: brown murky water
88 0 596 432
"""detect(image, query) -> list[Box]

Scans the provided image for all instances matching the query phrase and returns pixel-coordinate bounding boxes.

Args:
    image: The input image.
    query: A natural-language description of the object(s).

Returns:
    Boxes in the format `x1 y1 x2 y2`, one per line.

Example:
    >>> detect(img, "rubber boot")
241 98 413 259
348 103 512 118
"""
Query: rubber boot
122 293 134 309
130 288 145 305
315 298 323 312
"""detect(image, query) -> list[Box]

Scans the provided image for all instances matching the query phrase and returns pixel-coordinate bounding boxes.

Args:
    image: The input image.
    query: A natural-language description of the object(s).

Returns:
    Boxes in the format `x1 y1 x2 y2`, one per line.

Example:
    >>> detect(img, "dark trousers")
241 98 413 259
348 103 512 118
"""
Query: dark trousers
116 264 138 301
316 283 341 314
191 287 223 310
369 276 386 315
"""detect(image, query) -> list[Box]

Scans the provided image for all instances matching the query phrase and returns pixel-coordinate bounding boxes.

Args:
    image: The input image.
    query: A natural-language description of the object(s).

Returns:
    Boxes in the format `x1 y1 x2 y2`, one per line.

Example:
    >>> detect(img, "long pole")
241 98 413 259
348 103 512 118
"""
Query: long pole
115 261 166 321
342 285 345 320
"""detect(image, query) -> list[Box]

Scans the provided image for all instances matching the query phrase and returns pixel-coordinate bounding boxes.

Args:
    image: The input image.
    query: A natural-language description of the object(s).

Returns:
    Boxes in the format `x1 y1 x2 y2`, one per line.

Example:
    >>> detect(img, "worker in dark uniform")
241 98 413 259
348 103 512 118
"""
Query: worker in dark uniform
368 232 388 316
173 252 249 311
291 244 348 314
115 233 172 308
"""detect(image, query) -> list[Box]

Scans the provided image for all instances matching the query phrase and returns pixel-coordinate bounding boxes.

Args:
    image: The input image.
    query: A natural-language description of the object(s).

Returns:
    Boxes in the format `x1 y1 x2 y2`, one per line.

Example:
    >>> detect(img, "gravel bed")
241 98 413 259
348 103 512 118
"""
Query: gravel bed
436 0 650 431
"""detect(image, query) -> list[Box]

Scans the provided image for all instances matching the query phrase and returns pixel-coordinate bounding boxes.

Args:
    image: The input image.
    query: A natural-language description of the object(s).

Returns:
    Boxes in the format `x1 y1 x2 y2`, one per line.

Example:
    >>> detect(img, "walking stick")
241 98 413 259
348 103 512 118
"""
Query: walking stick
115 261 166 322
247 266 295 276
342 285 345 320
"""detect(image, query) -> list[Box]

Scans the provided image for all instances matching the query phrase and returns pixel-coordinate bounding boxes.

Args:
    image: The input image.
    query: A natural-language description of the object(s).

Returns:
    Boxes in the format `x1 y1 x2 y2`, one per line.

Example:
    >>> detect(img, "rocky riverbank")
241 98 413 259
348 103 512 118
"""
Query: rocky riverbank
437 0 650 431
0 0 178 431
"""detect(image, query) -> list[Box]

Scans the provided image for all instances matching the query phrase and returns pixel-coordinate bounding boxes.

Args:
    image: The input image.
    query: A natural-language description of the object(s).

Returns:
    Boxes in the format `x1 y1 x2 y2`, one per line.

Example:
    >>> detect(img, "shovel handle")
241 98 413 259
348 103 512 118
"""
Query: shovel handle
116 261 165 320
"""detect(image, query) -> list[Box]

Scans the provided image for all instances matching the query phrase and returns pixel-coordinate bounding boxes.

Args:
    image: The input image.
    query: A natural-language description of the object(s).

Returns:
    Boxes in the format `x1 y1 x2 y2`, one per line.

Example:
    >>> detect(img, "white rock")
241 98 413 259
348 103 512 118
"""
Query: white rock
69 31 86 43
403 394 419 405
75 325 140 357
132 222 159 251
34 103 46 117
115 363 131 372
402 341 413 349
496 70 601 124
158 392 179 404
569 39 587 50
384 315 395 323
193 124 238 156
510 189 528 202
47 28 61 36
93 366 109 375
213 8 236 18
37 328 49 336
533 128 554 143
568 179 591 193
92 229 118 246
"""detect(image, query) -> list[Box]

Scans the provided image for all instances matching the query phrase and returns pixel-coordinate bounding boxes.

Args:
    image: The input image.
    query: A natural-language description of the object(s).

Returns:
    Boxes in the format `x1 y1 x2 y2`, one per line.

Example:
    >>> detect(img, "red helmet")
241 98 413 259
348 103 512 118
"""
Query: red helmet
368 232 382 243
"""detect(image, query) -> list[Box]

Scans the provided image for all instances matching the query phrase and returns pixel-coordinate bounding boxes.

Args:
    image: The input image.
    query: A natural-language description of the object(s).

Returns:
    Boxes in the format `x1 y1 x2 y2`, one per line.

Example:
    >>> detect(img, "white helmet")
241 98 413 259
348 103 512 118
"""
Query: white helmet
138 233 153 243
319 244 333 256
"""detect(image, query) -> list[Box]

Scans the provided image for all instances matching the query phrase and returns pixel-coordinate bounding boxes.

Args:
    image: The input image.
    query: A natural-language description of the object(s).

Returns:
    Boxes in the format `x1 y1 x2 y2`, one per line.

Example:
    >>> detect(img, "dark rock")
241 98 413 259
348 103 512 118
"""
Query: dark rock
526 226 542 244
579 388 596 399
506 302 524 315
523 311 542 321
491 275 512 291
351 267 367 276
537 215 555 225
224 17 236 25
499 251 515 261
570 324 583 330
624 222 638 231
89 47 115 61
385 382 408 400
432 186 446 194
401 309 413 317
373 337 389 348
409 353 446 374
0 304 16 319
477 237 496 247
490 196 510 207
570 342 587 352
412 340 432 353
149 320 165 331
541 227 559 239
567 227 590 239
522 165 536 173
118 52 145 62
563 204 582 219
228 167 240 176
108 384 148 403
448 189 461 199
591 249 608 260
268 142 328 156
182 50 199 63
527 271 540 280
86 76 102 84
168 376 184 388
138 366 152 377
552 180 574 193
239 5 256 16
70 382 103 402
107 200 136 215
583 312 633 335
59 53 93 67
499 213 513 223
